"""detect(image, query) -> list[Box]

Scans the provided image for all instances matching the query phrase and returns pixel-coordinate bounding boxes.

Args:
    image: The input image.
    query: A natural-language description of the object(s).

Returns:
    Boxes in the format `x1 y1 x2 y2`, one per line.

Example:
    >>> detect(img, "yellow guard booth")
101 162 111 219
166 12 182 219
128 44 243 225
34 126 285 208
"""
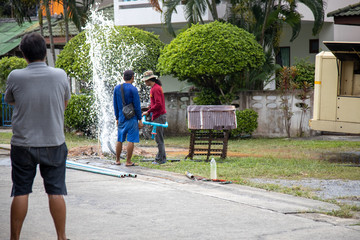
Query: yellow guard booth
309 41 360 133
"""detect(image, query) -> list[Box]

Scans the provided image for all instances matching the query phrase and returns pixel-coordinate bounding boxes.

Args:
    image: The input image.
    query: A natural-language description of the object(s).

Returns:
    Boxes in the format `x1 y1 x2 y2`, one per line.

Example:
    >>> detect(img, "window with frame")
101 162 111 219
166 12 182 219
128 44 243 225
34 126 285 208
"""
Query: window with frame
309 39 319 53
276 47 290 67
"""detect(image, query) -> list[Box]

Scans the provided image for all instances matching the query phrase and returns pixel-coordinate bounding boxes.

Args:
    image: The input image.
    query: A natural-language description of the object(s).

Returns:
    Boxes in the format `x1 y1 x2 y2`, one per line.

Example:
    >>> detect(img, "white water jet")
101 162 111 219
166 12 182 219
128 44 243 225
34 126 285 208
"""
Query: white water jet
83 7 146 153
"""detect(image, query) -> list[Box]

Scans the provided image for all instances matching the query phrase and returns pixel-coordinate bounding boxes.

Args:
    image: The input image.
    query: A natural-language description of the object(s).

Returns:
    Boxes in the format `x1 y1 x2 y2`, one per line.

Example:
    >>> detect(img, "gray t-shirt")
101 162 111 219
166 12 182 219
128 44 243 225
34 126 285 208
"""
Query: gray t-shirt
5 62 71 147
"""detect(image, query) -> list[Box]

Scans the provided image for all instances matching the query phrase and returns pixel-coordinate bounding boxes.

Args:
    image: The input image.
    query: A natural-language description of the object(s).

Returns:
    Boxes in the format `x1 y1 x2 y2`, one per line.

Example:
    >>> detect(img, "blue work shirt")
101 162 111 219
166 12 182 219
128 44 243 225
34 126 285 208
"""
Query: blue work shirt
113 83 142 123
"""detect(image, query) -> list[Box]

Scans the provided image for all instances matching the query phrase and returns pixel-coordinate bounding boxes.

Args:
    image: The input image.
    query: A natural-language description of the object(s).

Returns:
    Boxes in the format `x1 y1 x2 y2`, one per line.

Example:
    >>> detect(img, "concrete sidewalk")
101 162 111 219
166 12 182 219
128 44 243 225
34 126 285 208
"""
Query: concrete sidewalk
0 156 359 240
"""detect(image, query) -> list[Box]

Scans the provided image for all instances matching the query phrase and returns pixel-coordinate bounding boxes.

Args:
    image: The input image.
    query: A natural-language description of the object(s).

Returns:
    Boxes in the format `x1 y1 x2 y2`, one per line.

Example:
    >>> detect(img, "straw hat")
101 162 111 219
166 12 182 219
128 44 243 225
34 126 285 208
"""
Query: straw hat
141 70 158 81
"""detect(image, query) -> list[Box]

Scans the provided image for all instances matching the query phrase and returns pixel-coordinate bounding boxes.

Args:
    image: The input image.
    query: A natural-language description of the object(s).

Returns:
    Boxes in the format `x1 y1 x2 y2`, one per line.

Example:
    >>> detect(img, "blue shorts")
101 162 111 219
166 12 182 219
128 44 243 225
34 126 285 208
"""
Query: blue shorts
118 118 139 143
10 143 68 197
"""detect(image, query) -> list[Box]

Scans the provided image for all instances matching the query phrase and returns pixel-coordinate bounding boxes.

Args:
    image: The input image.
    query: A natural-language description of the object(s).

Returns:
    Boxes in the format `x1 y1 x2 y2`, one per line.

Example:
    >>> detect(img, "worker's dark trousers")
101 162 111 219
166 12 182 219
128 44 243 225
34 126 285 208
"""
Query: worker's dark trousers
154 114 167 163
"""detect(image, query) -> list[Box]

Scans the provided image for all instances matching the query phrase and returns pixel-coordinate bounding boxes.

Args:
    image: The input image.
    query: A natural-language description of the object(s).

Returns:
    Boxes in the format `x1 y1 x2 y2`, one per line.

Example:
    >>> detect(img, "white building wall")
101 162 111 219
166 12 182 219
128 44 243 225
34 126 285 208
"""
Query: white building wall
280 0 360 65
280 23 318 65
298 0 360 22
333 24 360 41
114 0 227 27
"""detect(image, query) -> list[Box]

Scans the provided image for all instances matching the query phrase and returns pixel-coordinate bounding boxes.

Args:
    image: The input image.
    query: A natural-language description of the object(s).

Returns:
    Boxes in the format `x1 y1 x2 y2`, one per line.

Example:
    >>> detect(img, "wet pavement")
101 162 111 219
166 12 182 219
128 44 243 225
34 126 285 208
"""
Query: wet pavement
0 146 360 239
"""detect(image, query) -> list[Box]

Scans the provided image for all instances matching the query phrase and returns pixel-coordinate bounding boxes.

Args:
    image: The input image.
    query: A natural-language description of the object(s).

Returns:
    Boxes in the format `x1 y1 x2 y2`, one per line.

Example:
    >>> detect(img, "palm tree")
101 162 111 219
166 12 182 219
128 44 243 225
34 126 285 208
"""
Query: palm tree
67 0 95 32
229 0 324 50
150 0 219 36
11 0 96 64
228 0 324 89
42 0 56 64
62 0 70 42
9 0 38 24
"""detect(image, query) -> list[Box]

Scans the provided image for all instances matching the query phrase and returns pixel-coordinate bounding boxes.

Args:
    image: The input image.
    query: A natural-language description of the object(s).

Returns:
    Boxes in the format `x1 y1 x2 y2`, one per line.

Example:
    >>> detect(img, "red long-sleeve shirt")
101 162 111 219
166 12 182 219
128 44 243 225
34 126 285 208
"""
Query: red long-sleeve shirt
148 83 166 120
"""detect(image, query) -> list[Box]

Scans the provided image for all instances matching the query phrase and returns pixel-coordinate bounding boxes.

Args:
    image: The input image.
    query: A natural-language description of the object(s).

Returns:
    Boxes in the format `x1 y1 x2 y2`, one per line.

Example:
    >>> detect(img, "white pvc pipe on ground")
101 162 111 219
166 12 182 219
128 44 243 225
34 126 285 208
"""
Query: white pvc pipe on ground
66 160 137 178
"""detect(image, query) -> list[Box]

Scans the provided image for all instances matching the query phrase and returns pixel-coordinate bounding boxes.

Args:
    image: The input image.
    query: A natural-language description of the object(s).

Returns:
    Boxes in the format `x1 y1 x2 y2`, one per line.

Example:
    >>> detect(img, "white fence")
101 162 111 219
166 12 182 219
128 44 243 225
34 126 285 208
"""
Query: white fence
164 90 315 137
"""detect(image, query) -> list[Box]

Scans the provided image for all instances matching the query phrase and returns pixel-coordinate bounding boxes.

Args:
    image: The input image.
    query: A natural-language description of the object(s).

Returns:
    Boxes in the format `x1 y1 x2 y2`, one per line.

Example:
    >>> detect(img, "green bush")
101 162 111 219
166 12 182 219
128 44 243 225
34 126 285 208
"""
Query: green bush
231 109 258 138
157 21 265 104
64 94 96 135
0 102 2 126
56 26 164 82
293 58 315 88
193 88 221 105
0 56 27 92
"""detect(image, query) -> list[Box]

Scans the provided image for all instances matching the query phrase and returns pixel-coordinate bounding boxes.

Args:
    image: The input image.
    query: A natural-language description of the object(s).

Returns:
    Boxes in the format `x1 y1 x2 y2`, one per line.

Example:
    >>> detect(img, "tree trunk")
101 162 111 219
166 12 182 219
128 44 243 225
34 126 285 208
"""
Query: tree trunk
63 0 69 43
260 0 273 47
38 8 48 65
206 0 218 20
45 0 56 65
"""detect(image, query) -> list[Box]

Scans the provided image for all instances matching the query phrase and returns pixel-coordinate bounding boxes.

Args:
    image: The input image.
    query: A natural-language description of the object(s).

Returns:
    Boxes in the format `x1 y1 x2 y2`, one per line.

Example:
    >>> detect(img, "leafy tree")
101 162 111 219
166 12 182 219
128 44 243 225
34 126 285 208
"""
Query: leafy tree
56 26 164 82
66 0 96 32
56 31 88 81
6 0 38 24
230 0 324 48
0 57 27 92
228 0 324 89
157 21 265 104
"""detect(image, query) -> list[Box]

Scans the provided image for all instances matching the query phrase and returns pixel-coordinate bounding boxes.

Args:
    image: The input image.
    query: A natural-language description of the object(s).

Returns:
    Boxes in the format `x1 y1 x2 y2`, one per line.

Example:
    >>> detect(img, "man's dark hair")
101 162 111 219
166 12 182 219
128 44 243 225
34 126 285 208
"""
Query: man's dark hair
124 70 134 81
19 33 47 62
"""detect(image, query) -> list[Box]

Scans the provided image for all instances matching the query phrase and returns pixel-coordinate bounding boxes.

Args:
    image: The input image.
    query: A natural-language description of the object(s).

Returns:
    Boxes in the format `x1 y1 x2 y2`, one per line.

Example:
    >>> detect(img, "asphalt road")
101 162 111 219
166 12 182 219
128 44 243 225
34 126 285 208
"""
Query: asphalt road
0 155 359 240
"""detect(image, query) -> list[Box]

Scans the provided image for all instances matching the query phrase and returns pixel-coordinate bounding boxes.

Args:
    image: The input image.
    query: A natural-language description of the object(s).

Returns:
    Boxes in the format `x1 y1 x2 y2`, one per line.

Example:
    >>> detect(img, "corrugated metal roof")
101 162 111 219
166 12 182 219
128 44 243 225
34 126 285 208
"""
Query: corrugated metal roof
327 2 360 17
0 3 114 54
0 21 39 56
39 20 80 37
187 105 237 130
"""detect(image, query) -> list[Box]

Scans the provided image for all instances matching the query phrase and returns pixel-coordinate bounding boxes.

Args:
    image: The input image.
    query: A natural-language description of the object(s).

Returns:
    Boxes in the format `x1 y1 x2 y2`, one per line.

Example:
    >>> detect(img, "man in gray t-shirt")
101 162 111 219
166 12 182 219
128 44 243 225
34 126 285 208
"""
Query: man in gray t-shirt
5 33 70 240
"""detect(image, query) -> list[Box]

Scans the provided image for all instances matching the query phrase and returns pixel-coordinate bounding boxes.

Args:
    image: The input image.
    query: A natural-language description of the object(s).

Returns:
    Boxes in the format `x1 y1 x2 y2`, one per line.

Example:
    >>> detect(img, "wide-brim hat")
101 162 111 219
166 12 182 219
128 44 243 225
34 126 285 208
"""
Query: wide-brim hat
142 70 158 81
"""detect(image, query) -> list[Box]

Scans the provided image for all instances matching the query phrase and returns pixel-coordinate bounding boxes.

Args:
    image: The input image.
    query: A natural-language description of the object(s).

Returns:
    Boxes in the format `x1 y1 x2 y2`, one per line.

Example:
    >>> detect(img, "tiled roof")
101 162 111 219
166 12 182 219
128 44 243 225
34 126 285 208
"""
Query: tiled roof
327 2 360 17
37 20 80 37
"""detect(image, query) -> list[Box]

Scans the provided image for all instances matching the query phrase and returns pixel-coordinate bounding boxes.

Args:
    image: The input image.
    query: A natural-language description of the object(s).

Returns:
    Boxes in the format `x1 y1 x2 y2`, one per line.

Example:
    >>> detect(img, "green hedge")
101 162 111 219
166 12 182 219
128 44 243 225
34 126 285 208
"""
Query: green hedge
231 109 258 138
293 58 315 88
56 26 164 82
64 94 96 135
0 56 27 92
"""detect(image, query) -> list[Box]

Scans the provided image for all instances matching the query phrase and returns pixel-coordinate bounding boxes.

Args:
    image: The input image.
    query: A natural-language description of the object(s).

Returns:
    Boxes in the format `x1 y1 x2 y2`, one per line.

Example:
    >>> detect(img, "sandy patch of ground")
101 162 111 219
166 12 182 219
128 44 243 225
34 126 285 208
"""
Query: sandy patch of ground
68 144 190 159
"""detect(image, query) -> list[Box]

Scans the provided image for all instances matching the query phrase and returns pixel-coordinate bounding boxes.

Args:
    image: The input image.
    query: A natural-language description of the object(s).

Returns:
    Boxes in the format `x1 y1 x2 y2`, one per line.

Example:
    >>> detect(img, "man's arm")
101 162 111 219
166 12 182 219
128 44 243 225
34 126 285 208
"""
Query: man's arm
65 100 68 109
113 87 119 120
133 88 142 120
4 78 15 105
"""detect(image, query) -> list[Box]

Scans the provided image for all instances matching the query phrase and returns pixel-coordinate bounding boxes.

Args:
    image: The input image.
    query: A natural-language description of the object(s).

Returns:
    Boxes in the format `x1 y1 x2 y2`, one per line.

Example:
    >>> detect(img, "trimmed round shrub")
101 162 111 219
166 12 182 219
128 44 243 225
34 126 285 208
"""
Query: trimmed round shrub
56 26 164 82
158 21 265 81
157 21 265 104
64 94 96 135
231 109 258 138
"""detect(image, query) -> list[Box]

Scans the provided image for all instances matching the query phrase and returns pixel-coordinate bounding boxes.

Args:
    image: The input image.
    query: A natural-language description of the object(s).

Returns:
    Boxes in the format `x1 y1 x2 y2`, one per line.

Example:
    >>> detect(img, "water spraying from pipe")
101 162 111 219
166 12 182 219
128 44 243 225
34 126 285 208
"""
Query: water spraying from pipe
83 6 146 153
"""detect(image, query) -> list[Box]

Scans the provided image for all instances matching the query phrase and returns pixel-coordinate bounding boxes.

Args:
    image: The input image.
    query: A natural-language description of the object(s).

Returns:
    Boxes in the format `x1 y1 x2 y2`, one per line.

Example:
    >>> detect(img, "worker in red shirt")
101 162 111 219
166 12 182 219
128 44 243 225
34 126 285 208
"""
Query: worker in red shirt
142 70 167 164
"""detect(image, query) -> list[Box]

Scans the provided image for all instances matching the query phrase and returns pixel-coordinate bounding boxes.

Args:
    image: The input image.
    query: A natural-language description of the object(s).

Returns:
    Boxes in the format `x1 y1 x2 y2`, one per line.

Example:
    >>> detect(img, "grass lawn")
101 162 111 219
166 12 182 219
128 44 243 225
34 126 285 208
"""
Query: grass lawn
1 133 359 181
140 136 360 181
